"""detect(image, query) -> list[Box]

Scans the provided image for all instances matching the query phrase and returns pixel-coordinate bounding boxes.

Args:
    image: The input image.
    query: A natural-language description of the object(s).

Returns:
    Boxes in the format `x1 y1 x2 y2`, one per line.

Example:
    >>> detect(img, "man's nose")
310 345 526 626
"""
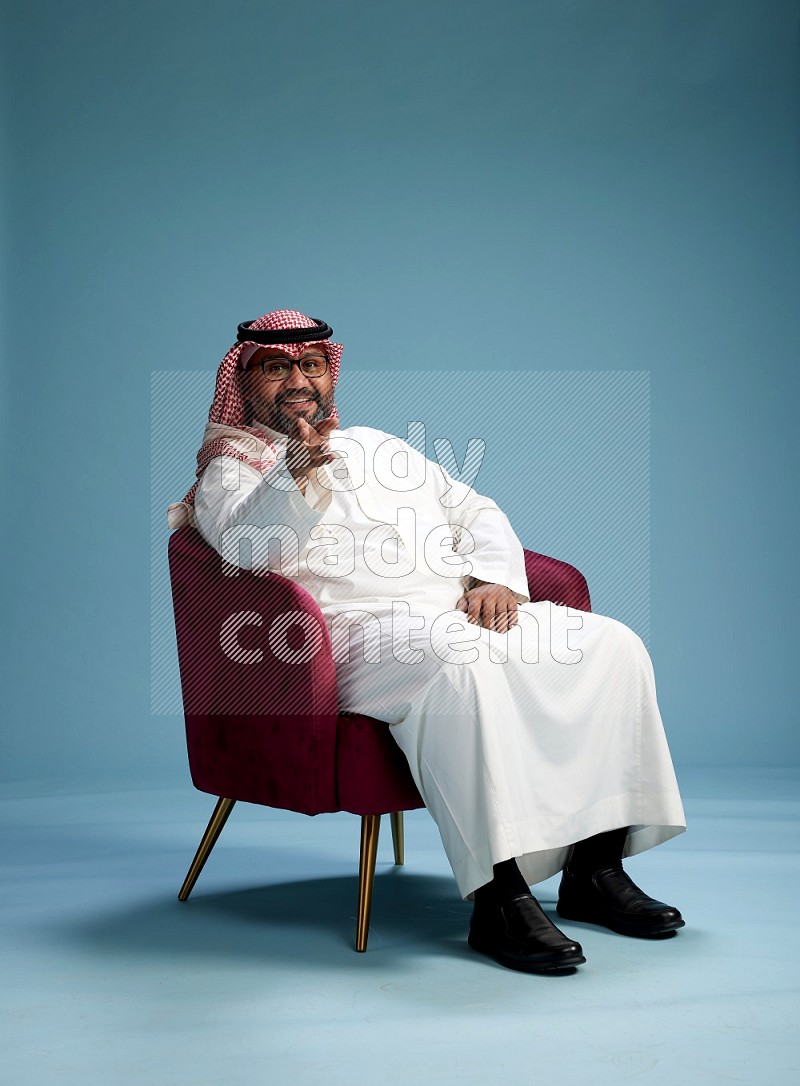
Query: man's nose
283 363 313 389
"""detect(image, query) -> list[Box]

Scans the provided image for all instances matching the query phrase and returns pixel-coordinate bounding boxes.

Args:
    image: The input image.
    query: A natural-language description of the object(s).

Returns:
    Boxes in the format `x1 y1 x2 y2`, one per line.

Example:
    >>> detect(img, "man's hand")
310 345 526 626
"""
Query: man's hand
456 579 519 632
286 415 339 485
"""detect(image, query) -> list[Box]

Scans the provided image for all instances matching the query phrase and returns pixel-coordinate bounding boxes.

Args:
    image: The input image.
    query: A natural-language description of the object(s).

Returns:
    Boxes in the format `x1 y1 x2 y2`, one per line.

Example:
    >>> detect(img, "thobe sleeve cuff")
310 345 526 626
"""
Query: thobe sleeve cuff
457 506 531 603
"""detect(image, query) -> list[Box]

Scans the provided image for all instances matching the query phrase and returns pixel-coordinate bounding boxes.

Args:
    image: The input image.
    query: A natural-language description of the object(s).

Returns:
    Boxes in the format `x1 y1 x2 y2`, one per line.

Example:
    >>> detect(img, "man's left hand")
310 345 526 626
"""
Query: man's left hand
456 580 519 632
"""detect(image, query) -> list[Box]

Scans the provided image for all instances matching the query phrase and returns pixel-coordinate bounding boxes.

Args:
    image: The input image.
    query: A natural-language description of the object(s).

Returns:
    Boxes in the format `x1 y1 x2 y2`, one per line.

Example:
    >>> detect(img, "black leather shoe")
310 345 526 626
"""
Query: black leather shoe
468 893 586 973
556 865 685 937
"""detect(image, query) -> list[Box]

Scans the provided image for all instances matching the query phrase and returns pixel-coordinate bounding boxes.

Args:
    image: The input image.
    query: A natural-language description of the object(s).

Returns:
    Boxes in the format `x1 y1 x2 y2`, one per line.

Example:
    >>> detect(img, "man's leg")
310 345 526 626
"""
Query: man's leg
557 826 685 936
468 858 586 973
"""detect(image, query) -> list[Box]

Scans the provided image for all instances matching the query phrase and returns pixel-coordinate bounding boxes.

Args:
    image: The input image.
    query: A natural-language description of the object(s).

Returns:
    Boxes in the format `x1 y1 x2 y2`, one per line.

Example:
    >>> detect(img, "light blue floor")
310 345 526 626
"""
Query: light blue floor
2 767 798 1085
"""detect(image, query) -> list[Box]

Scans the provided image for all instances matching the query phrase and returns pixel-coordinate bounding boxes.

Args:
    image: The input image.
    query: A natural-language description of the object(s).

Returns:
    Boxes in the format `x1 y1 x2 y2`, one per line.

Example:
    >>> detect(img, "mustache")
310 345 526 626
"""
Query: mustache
276 389 323 407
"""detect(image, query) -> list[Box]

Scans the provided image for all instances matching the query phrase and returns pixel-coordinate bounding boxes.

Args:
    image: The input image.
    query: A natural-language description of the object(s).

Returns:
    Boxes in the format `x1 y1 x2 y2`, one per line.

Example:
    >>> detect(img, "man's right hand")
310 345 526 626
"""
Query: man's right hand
287 415 339 484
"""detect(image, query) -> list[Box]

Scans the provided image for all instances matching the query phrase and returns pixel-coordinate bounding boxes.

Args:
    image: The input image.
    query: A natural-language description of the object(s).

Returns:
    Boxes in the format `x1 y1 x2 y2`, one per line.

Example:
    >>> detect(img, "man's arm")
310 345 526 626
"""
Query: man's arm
453 503 531 603
194 455 333 573
428 455 531 605
452 509 530 632
383 436 531 631
431 445 531 632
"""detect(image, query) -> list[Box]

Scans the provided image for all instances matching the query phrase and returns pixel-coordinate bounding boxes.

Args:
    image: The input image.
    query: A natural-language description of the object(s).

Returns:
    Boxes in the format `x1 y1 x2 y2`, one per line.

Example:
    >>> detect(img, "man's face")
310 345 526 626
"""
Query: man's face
242 347 335 434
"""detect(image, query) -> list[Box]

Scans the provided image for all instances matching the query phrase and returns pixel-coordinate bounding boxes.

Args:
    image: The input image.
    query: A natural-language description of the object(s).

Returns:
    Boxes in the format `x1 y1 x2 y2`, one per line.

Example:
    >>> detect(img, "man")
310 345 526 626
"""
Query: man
169 308 687 974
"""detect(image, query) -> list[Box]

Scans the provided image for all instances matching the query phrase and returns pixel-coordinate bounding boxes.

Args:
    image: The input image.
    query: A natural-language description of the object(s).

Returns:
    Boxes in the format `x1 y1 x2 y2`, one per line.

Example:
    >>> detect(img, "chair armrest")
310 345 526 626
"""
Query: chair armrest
169 527 340 813
169 527 338 718
523 548 591 612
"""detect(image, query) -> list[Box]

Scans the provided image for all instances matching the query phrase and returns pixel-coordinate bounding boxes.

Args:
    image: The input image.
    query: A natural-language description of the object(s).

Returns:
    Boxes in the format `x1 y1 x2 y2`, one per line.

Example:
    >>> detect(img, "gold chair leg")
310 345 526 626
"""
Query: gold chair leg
178 797 236 901
355 813 381 952
390 810 404 866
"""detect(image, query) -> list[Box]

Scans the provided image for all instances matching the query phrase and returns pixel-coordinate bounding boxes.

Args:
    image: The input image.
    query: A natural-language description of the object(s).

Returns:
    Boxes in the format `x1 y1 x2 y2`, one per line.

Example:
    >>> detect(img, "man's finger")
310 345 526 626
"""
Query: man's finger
316 415 339 437
492 609 510 633
481 600 498 631
297 417 322 442
455 595 468 612
486 592 516 632
499 593 518 631
299 415 338 453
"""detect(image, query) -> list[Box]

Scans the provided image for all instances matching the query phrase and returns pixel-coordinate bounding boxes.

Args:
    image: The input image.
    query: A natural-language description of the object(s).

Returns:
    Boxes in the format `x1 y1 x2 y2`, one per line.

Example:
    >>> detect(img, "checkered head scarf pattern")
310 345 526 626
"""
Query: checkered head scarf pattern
167 309 343 529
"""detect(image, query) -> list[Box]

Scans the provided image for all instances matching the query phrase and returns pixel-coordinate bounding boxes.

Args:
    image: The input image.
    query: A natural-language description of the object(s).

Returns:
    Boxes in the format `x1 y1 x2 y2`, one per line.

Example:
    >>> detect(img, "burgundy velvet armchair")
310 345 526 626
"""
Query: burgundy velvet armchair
168 525 591 950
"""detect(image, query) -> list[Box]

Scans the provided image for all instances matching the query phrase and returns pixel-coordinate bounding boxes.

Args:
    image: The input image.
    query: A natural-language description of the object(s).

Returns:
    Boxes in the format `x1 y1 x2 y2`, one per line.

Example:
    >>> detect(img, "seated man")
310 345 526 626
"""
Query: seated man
168 308 687 974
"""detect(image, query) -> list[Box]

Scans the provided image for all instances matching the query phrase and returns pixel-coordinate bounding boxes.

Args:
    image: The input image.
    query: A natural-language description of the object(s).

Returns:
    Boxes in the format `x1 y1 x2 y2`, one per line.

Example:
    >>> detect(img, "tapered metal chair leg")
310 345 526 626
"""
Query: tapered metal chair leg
390 811 404 866
355 814 381 952
178 797 236 901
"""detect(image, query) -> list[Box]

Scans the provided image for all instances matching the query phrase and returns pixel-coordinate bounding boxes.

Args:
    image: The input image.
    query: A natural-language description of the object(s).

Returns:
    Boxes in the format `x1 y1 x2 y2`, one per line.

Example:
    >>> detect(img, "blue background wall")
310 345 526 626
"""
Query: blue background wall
2 0 798 784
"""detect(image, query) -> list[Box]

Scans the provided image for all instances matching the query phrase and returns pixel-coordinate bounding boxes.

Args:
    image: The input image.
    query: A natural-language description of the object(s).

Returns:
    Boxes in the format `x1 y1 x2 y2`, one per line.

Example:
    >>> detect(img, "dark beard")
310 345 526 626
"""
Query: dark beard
273 387 334 435
244 386 335 433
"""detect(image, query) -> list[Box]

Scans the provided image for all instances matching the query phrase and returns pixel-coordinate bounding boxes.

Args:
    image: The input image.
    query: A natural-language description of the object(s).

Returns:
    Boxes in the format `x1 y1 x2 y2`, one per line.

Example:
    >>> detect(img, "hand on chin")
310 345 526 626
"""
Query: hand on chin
284 403 318 435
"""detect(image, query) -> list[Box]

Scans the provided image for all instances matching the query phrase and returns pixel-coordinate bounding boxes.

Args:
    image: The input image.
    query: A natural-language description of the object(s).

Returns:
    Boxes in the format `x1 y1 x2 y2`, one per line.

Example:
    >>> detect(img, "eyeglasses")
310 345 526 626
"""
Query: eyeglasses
256 355 329 381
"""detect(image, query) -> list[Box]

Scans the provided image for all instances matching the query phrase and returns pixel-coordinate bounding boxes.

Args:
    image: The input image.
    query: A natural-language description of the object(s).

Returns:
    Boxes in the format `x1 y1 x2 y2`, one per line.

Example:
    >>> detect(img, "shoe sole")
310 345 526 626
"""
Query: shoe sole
467 931 586 973
556 902 685 938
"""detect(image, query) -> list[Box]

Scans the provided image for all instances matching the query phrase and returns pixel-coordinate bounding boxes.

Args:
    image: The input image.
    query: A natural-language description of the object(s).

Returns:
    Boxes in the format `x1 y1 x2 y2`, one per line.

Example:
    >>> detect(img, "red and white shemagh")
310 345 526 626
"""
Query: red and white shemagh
168 309 342 529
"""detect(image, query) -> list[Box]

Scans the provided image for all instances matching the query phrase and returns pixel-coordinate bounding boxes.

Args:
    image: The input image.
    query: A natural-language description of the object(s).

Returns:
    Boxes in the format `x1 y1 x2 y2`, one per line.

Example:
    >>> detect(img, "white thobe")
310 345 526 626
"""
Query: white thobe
192 421 686 900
